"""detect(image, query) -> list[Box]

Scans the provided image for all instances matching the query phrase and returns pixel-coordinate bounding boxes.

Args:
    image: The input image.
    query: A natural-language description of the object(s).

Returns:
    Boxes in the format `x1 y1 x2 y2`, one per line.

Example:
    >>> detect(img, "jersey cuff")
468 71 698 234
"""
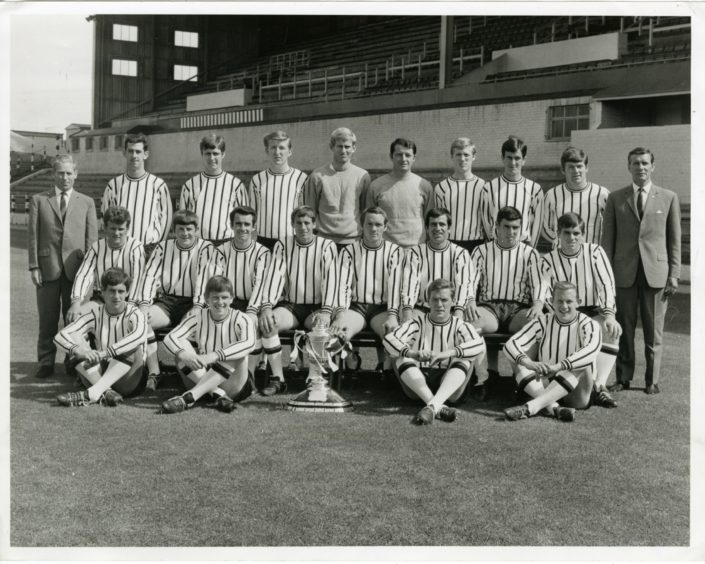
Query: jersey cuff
106 345 116 358
560 359 571 371
399 346 410 358
452 305 465 313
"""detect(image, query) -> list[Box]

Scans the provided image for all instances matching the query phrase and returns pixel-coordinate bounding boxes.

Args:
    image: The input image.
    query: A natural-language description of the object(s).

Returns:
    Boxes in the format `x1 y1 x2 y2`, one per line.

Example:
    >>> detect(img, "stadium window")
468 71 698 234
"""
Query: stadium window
85 137 94 152
70 138 80 153
174 64 198 82
547 104 590 139
114 134 124 151
99 136 108 151
113 24 138 42
112 59 138 77
175 30 199 48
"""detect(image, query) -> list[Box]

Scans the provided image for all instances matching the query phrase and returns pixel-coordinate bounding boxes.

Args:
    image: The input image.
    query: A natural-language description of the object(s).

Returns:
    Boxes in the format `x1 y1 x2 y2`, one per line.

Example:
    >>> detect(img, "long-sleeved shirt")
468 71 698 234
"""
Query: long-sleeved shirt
504 311 602 372
260 236 338 313
303 163 371 244
401 242 472 312
70 236 145 303
54 303 147 359
540 243 617 316
365 172 434 248
101 173 173 245
542 182 610 248
434 175 487 241
335 239 403 316
139 238 216 307
212 240 271 314
248 168 307 241
178 171 248 242
384 314 486 369
480 175 543 246
163 307 256 362
470 241 543 305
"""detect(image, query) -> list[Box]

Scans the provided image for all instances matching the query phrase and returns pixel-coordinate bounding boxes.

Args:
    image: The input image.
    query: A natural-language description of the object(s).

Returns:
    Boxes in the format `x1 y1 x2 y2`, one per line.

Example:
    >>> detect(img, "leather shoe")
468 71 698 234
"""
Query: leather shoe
644 384 660 395
34 365 54 379
608 381 630 392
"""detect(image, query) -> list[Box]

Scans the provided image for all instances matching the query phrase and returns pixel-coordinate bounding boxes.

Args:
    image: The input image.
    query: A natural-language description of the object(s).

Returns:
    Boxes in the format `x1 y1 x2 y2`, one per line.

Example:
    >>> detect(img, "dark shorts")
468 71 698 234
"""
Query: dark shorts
154 294 194 326
478 300 528 332
276 301 321 326
578 306 602 318
90 290 104 303
256 235 279 251
450 239 485 254
208 237 231 247
230 298 250 313
143 242 160 260
396 362 472 405
349 302 388 324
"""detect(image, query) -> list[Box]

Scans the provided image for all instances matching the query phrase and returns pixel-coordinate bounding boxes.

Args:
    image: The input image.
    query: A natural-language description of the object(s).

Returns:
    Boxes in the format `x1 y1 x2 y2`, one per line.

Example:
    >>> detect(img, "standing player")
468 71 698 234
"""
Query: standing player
480 136 543 247
365 137 434 248
257 206 338 396
542 147 610 248
400 208 472 322
541 212 621 407
434 137 487 253
248 130 308 250
138 210 217 390
178 133 248 245
303 127 371 247
101 133 172 255
54 268 148 407
160 276 257 414
503 282 602 422
67 206 145 322
384 279 486 425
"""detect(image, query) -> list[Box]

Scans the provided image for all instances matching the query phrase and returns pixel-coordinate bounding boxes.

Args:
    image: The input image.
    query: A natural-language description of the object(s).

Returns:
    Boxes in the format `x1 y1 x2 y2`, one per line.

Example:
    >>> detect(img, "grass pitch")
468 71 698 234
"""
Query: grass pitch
8 230 690 547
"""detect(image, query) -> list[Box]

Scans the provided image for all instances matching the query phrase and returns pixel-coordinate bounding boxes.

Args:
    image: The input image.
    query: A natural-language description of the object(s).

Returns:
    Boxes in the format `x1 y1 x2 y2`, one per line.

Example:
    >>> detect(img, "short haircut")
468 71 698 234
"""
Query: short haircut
427 278 455 298
501 135 527 158
329 127 357 148
425 207 453 228
205 275 234 298
361 206 388 226
200 133 226 153
124 133 148 151
229 205 257 225
557 212 586 234
263 130 291 149
389 137 417 157
100 267 131 290
173 209 199 229
496 206 522 225
560 146 588 168
53 154 76 171
291 205 316 224
450 137 476 156
553 280 578 297
627 147 655 165
103 206 131 227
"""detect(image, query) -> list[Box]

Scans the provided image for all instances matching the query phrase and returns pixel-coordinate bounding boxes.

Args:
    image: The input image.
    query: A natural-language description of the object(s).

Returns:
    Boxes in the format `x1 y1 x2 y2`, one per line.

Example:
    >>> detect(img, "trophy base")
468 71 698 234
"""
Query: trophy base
287 387 354 412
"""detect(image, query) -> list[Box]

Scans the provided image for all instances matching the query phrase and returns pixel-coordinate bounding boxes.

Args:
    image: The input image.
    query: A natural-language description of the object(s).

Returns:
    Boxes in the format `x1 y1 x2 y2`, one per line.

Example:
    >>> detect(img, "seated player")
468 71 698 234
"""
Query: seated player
138 209 217 390
400 207 472 322
257 205 338 395
384 278 486 425
330 205 403 346
467 206 544 395
160 276 257 414
541 212 621 408
178 133 248 246
67 206 145 322
503 281 602 422
54 268 148 407
434 137 487 253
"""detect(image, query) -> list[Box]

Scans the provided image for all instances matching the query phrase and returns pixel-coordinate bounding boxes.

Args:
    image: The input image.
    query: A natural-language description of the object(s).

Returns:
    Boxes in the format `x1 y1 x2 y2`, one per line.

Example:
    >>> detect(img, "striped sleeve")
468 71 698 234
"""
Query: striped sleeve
138 243 165 305
592 245 617 316
320 240 338 313
479 184 494 241
400 246 421 310
541 189 558 245
193 242 216 308
539 255 556 309
232 177 249 208
54 312 96 354
468 246 484 302
127 243 146 304
217 312 257 361
157 179 173 242
383 319 420 358
452 247 472 312
386 244 403 317
106 308 148 358
528 183 544 247
336 246 355 311
526 248 544 303
178 181 195 212
70 245 98 302
454 321 487 360
163 314 199 356
560 317 602 371
101 180 117 216
504 318 543 365
247 247 271 314
261 241 287 308
302 174 320 212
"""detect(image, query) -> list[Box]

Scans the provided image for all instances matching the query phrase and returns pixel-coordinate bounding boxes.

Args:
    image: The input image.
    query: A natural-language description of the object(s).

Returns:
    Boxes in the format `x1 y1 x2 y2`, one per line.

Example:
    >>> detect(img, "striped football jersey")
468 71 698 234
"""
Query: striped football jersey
212 240 271 314
542 182 609 248
248 168 307 241
434 175 487 241
480 175 543 246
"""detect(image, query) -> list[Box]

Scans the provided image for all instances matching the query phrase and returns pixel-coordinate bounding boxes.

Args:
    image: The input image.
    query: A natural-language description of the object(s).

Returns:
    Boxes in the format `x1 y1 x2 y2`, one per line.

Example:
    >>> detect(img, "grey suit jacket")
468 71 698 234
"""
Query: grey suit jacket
601 184 681 288
28 188 98 282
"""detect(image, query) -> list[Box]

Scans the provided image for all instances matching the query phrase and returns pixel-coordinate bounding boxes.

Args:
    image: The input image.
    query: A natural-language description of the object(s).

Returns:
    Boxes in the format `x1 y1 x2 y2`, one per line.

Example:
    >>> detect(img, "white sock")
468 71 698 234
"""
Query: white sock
526 373 577 416
428 368 466 411
595 344 618 389
188 370 226 401
400 367 434 405
87 360 130 402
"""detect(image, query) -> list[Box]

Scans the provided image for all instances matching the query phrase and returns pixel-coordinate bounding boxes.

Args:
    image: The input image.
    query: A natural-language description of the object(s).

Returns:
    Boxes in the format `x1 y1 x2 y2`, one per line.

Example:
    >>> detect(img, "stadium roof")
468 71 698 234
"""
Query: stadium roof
593 63 690 100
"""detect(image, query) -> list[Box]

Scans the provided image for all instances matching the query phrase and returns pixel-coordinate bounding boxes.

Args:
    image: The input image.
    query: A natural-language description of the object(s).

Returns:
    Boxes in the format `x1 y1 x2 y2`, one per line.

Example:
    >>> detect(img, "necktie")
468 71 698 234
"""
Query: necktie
60 192 67 220
636 188 645 219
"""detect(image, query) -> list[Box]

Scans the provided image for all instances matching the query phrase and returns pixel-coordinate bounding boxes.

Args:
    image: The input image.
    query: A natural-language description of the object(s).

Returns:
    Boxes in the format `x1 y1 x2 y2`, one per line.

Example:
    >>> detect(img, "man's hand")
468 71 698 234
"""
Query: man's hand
177 350 205 371
526 301 544 321
453 309 465 320
429 350 453 366
519 357 552 376
73 346 103 365
603 315 622 341
139 304 152 322
30 268 43 287
246 312 258 326
383 315 399 334
400 308 413 324
67 302 84 323
259 307 276 335
663 276 678 299
466 301 480 322
199 352 219 367
409 349 433 362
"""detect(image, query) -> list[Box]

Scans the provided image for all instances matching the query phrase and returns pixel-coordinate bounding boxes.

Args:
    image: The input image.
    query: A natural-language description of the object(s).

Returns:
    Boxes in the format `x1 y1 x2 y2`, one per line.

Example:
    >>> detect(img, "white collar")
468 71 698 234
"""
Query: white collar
632 181 652 195
54 187 73 199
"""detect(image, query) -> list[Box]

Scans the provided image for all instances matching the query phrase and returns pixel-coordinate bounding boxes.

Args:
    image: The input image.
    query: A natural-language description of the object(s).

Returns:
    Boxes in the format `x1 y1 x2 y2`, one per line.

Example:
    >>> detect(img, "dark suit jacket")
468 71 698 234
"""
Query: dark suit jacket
28 188 98 281
601 184 681 288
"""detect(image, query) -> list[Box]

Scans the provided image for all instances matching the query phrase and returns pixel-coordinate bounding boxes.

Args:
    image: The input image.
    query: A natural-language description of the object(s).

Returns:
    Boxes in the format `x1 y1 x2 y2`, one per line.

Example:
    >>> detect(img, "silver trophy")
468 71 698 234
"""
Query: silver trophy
286 314 353 412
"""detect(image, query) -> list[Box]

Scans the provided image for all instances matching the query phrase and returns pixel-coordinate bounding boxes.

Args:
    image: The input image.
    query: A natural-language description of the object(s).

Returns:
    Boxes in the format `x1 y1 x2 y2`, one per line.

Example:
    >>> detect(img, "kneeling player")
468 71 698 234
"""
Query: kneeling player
160 276 257 414
55 268 148 407
503 281 602 422
384 279 486 425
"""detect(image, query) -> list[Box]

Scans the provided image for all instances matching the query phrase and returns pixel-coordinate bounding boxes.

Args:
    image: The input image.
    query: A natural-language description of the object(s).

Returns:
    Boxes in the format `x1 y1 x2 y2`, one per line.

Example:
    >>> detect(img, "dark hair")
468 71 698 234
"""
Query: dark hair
205 275 234 298
560 146 588 168
100 267 131 290
557 212 585 234
427 278 455 298
263 130 291 149
200 133 226 153
229 205 257 225
389 137 417 157
290 205 316 224
124 133 148 151
360 206 388 226
173 209 199 229
103 206 131 228
496 206 522 225
424 207 452 229
501 135 527 158
627 147 655 165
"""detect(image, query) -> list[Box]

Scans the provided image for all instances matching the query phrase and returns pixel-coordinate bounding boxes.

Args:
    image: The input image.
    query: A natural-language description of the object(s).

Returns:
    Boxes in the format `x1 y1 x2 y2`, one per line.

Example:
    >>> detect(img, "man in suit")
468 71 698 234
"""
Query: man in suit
601 147 681 395
28 154 98 378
